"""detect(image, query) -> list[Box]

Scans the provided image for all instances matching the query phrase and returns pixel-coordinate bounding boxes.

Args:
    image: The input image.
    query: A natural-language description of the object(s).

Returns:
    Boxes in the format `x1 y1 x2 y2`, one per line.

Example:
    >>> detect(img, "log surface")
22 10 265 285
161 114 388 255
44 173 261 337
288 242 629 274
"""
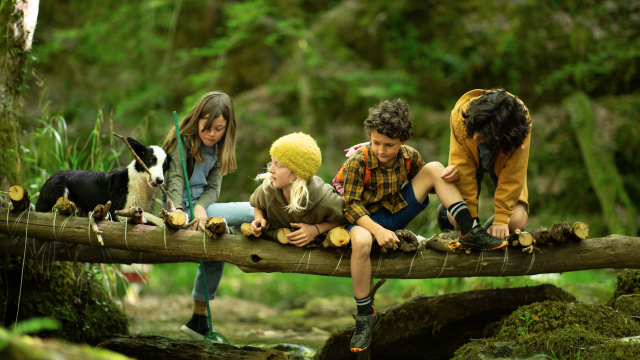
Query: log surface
0 237 202 264
316 284 577 360
1 207 639 279
97 334 294 360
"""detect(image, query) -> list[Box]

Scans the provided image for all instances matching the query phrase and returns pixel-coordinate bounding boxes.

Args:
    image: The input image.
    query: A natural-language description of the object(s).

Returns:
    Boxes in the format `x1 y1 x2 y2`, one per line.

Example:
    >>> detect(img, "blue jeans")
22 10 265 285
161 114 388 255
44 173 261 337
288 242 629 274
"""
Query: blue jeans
191 202 254 302
347 181 429 232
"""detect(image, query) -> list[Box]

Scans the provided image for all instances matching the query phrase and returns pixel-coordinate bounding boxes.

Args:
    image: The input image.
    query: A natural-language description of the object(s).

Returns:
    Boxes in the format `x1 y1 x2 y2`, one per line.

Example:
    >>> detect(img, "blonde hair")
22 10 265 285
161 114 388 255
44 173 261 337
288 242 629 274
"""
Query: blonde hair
162 91 237 175
255 164 310 213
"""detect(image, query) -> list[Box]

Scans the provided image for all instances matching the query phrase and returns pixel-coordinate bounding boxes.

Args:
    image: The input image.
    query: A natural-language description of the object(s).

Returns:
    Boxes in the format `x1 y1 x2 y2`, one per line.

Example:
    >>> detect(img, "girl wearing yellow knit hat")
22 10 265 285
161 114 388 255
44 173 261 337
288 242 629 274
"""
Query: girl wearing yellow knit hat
249 133 346 246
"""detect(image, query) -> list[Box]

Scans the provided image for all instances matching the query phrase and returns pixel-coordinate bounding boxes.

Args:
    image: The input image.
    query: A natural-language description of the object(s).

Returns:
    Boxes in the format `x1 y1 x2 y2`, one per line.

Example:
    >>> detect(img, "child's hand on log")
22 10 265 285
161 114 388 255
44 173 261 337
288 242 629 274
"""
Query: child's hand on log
488 224 509 239
251 218 267 237
193 205 208 231
374 228 400 249
287 223 317 247
440 165 459 183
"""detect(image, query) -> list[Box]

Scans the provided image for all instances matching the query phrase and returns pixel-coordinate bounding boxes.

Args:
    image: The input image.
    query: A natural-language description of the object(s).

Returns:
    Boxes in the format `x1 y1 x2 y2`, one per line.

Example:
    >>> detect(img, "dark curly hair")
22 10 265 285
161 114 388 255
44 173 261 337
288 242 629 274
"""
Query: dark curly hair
364 99 413 141
462 89 531 154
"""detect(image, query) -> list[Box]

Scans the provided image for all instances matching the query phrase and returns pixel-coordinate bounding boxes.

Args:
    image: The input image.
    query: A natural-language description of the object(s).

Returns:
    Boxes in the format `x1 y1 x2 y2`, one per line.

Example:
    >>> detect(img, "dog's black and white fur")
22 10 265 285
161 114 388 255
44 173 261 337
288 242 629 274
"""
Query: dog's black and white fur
36 137 171 219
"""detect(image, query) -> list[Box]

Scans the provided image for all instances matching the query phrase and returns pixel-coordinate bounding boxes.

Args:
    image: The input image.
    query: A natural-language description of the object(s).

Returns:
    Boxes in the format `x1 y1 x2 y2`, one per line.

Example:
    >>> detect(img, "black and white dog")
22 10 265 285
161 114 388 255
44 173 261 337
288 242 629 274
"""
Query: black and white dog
36 137 171 219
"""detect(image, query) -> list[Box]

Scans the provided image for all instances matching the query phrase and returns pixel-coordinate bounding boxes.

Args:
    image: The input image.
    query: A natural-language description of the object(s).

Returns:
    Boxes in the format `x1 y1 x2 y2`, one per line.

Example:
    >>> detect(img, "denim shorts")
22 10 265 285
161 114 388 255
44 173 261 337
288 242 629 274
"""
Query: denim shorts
347 182 429 232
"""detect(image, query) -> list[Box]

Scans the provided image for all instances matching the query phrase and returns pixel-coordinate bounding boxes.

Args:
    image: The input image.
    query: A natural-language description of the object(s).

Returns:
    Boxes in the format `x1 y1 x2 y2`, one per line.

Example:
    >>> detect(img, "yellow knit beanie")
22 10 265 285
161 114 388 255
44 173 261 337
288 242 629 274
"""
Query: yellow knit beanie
270 133 321 180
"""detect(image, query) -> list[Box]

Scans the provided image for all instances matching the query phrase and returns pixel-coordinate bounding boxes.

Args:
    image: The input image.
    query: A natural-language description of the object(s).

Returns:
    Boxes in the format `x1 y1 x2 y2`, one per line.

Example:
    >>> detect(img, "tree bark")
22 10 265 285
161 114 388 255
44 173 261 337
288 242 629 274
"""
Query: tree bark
0 0 39 191
2 207 640 279
0 237 203 264
564 92 638 236
97 334 294 360
316 284 577 360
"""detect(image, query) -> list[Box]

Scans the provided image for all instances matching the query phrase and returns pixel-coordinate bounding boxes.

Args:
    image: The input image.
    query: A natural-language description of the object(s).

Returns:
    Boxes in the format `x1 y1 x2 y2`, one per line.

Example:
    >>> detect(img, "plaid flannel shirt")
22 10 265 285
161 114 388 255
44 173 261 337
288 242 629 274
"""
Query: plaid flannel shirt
342 144 426 224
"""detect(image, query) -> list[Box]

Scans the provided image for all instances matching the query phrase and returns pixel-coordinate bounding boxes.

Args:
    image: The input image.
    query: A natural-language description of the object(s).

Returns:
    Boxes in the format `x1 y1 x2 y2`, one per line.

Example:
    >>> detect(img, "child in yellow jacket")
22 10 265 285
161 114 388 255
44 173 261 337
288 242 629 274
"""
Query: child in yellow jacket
438 89 531 239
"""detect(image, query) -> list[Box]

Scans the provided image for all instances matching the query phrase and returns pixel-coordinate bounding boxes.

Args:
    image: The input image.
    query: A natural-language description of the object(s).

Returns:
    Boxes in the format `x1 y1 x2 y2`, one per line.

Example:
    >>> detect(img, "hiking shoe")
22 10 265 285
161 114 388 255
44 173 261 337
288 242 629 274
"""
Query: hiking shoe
483 215 494 229
350 308 380 352
459 226 508 250
180 313 223 343
436 204 455 232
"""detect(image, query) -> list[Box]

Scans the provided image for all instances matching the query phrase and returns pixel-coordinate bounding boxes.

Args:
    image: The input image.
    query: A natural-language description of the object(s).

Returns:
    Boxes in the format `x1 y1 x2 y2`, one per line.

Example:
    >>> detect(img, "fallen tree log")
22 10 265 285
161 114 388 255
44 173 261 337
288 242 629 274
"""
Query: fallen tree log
1 207 639 279
0 237 202 264
316 284 577 360
97 334 294 360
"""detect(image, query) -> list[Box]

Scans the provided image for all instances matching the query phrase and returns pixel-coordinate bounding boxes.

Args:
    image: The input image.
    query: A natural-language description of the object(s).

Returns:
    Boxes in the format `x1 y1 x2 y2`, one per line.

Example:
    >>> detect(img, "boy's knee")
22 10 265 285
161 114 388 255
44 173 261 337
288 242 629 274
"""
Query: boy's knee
510 205 528 230
351 228 372 256
422 161 445 176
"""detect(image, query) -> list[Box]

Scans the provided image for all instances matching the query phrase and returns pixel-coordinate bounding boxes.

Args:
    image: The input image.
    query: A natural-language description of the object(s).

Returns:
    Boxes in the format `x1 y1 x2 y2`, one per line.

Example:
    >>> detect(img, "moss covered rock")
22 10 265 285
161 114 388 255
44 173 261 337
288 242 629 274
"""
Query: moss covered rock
614 269 640 295
1 258 128 345
453 301 640 360
0 326 132 360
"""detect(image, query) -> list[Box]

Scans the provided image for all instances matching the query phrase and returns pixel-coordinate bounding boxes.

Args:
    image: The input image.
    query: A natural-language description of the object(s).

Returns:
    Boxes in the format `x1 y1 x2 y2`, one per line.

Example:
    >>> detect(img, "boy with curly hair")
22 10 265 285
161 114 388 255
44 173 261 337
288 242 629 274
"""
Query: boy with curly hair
437 89 531 239
342 99 508 353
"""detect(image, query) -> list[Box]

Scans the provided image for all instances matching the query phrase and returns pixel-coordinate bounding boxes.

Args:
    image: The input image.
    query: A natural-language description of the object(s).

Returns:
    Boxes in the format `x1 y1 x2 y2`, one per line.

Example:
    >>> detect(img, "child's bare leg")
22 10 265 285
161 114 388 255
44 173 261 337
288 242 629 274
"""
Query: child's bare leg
411 162 464 208
447 201 528 232
509 202 528 232
350 226 373 299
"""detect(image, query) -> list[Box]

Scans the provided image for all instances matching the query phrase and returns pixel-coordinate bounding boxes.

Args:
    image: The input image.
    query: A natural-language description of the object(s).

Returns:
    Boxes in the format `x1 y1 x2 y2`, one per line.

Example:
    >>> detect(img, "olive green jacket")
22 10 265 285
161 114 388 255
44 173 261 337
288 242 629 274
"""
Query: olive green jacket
164 135 222 210
249 176 345 229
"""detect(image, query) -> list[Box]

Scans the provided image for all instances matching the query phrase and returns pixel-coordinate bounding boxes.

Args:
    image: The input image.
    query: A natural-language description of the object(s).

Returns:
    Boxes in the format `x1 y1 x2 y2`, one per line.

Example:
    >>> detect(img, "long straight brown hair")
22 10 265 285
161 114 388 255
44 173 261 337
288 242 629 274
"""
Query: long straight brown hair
162 91 237 176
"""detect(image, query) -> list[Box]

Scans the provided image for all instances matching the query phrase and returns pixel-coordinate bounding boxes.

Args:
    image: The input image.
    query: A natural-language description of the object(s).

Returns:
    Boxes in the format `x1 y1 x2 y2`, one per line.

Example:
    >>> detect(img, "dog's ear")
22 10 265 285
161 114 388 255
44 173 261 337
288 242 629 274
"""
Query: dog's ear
163 153 172 173
127 137 147 158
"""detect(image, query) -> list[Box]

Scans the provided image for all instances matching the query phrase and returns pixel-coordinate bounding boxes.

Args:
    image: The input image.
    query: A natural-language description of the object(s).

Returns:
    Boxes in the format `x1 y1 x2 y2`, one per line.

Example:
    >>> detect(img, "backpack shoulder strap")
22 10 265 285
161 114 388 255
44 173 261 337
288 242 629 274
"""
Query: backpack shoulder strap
361 146 371 185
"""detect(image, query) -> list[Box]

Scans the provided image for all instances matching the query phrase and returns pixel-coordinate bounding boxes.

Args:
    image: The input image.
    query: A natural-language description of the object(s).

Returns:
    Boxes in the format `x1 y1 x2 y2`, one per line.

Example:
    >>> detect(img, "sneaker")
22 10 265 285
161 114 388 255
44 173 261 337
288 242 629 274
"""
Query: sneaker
459 226 508 250
436 204 455 232
180 313 223 343
350 307 380 352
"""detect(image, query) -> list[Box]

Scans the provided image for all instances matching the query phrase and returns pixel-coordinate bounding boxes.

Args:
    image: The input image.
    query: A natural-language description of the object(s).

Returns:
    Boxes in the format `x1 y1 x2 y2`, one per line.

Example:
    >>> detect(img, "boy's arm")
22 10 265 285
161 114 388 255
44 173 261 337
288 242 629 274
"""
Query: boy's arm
493 132 530 226
406 146 426 179
448 118 480 218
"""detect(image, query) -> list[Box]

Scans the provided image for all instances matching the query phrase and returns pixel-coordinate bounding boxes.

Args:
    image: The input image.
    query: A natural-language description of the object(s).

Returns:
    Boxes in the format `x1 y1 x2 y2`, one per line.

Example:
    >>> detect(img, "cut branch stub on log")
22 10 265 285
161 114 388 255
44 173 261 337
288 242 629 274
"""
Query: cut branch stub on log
551 222 571 243
92 201 112 220
323 227 350 248
571 222 589 240
420 234 461 253
160 199 191 229
275 228 292 244
508 229 521 246
8 185 30 211
53 197 77 216
205 217 227 239
240 223 253 236
530 227 551 245
116 206 145 224
518 232 534 247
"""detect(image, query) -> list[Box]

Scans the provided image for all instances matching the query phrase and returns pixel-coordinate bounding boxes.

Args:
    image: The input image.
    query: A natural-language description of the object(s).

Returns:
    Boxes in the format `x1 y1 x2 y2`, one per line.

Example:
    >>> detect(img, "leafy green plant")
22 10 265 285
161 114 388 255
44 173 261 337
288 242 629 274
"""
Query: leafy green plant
539 348 581 360
519 312 534 336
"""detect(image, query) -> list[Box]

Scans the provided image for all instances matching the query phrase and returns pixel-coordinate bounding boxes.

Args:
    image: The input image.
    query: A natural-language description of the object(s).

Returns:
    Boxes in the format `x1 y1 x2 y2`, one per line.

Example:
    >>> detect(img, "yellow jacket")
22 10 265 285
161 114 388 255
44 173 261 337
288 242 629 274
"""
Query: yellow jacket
448 89 530 226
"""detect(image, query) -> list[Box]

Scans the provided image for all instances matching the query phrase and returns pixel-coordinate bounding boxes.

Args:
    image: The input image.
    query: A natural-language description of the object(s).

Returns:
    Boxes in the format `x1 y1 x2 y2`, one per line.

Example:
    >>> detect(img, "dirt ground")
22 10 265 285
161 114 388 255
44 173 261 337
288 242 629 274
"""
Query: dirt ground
123 293 358 350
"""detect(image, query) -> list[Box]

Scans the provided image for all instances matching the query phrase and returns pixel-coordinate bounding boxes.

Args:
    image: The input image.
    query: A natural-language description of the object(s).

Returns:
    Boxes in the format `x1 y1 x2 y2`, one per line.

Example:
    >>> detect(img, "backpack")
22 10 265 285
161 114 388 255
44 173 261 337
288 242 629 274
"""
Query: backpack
332 142 411 196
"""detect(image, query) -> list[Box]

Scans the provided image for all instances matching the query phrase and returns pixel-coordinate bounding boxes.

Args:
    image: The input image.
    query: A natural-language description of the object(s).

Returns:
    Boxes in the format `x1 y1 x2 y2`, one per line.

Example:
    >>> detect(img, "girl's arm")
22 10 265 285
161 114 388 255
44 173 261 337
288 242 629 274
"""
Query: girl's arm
251 208 267 237
287 220 343 247
165 142 188 209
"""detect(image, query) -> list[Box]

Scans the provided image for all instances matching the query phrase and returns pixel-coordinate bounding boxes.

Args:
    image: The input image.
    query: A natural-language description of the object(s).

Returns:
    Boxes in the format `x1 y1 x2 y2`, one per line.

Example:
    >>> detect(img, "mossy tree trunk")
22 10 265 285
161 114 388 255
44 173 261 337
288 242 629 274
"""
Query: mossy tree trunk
564 92 638 236
0 0 39 191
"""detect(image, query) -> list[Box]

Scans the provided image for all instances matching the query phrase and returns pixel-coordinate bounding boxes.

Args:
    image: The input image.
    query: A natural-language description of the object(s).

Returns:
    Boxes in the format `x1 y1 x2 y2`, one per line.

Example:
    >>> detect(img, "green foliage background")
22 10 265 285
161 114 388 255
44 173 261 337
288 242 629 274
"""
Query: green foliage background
17 0 640 308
